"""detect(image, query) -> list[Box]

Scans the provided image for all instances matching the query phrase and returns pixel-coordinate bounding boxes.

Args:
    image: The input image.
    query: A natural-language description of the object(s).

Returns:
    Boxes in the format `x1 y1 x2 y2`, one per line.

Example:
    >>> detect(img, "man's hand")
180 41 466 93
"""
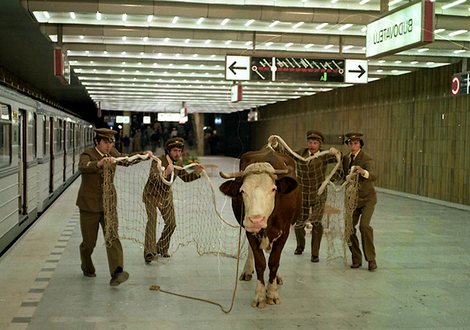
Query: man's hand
97 157 114 168
329 147 341 157
194 164 205 174
268 135 278 148
164 163 174 176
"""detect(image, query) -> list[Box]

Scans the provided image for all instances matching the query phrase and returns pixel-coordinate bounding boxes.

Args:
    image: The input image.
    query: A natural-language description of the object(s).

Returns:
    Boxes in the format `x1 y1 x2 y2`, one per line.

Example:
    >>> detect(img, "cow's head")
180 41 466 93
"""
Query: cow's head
219 162 298 233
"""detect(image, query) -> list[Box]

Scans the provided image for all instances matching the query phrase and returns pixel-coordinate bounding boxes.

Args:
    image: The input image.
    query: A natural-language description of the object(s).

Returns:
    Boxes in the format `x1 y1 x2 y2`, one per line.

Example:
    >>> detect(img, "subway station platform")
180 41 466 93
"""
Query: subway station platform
1 156 470 330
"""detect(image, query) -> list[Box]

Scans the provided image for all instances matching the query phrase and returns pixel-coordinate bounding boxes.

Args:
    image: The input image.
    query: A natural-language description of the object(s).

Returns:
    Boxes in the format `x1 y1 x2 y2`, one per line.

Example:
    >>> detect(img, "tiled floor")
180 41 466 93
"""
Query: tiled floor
1 156 469 329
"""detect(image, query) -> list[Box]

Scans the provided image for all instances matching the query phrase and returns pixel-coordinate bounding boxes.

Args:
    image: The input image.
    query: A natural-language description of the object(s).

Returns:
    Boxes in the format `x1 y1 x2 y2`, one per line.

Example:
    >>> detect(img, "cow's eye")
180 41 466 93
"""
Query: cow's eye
240 189 245 195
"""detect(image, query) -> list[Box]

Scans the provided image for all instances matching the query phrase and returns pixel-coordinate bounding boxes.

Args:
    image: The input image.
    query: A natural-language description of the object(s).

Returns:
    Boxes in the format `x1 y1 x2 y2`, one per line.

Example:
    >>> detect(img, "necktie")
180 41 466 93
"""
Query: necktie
349 154 355 169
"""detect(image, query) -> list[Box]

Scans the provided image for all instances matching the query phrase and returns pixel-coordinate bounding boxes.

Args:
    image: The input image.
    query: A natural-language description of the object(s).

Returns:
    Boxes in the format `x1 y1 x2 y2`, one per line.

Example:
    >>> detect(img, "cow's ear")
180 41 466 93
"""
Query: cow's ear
219 180 242 197
276 177 298 194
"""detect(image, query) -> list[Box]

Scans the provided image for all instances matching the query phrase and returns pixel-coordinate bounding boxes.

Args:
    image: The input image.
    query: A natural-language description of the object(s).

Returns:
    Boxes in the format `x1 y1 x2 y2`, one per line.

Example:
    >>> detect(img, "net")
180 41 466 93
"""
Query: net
267 135 359 263
102 154 244 259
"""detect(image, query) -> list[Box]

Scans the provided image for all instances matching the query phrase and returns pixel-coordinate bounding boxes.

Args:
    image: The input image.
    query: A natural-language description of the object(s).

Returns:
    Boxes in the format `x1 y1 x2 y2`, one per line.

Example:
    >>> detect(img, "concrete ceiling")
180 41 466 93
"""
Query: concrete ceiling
1 0 469 121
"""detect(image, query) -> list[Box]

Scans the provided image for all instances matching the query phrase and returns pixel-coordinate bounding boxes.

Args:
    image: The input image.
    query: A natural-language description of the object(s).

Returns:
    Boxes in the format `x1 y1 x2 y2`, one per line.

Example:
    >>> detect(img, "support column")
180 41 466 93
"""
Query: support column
192 113 205 156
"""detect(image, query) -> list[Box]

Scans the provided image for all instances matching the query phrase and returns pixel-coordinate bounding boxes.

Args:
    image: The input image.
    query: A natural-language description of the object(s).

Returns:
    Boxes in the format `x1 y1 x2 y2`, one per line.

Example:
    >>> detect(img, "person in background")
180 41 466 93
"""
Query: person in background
342 132 378 271
76 128 153 286
269 130 340 262
142 137 204 263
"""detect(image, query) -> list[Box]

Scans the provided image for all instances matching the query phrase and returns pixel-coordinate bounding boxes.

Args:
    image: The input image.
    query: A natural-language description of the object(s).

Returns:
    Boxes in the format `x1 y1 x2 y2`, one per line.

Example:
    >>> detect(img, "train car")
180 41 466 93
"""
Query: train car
0 84 93 255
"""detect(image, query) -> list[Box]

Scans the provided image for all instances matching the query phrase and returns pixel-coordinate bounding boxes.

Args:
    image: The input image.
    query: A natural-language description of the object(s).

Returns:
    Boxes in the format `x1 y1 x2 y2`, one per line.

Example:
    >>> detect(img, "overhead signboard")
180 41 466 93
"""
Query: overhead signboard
345 59 368 84
251 57 345 82
366 0 434 58
225 55 251 81
451 72 470 96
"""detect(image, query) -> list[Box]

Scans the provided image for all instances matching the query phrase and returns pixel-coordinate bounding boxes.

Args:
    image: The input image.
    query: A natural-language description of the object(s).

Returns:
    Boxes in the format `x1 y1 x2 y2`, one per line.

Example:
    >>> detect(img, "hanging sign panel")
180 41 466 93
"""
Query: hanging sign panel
251 57 345 82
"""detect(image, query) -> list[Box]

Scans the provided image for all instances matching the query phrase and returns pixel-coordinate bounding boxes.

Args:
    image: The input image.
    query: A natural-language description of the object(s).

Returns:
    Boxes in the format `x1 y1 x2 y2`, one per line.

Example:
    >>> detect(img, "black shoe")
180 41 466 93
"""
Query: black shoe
110 271 129 287
145 253 156 264
350 263 362 269
311 255 319 263
83 271 96 277
368 260 377 271
294 247 304 255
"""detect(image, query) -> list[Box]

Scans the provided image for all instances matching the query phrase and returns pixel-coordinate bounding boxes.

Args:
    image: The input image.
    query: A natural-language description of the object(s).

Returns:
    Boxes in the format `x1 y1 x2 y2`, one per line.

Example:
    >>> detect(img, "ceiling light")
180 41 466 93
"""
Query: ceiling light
143 37 148 42
205 39 211 44
79 35 84 39
453 49 466 54
122 36 127 41
324 44 334 49
361 26 367 33
220 18 230 26
245 19 255 27
343 45 354 50
331 0 338 3
225 40 232 45
417 48 429 52
448 29 468 37
394 60 402 64
265 42 273 47
70 12 76 19
197 17 204 25
285 42 293 48
304 44 314 49
185 39 190 43
434 28 445 34
245 41 252 46
122 13 127 22
426 62 435 65
338 24 353 31
44 11 50 19
410 61 418 64
359 0 370 5
164 38 169 42
316 23 328 30
269 20 279 28
147 15 154 23
292 22 304 29
172 16 179 24
378 60 386 63
96 11 102 20
442 0 466 10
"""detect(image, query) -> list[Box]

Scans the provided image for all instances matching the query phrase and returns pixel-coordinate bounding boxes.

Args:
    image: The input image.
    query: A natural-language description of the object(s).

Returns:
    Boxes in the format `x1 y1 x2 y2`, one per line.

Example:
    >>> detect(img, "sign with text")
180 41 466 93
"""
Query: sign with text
251 57 345 82
366 0 434 58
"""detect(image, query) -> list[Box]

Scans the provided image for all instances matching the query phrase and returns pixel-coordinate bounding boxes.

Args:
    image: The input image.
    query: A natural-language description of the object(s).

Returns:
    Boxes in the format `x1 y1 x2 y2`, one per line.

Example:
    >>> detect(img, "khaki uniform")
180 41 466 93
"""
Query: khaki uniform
76 147 123 276
342 149 377 264
142 154 200 257
295 148 337 256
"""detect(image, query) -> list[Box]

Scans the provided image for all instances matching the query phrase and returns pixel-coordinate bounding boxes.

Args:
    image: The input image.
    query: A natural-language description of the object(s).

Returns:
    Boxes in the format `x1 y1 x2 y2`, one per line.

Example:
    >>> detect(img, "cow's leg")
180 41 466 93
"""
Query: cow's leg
247 235 267 308
239 244 254 281
266 230 289 305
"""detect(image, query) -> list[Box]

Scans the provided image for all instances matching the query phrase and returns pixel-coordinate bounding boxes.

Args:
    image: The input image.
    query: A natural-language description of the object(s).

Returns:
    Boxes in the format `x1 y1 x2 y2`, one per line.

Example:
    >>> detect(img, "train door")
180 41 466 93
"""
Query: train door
49 117 54 193
63 121 66 182
18 110 27 217
72 123 76 174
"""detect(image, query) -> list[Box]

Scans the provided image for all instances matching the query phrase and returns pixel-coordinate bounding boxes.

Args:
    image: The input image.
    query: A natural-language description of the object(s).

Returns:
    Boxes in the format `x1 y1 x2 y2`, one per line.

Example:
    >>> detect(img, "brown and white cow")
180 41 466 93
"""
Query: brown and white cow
219 148 301 308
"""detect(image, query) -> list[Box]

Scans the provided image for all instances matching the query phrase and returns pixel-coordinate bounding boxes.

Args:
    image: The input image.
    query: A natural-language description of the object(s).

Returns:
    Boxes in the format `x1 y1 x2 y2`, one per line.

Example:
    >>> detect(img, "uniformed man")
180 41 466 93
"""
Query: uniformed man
142 137 204 263
342 132 377 271
76 128 152 286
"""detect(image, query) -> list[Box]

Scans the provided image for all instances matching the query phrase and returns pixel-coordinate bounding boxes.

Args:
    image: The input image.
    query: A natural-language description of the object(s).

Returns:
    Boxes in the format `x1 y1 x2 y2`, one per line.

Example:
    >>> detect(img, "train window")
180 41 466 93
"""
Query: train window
67 122 73 150
43 115 49 158
26 111 37 161
55 119 63 153
0 103 12 167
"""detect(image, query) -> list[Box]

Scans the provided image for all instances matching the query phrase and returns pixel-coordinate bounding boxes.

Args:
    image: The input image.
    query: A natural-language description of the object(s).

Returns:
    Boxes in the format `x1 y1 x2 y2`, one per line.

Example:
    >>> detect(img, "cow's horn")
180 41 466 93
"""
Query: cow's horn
219 171 244 179
273 169 288 175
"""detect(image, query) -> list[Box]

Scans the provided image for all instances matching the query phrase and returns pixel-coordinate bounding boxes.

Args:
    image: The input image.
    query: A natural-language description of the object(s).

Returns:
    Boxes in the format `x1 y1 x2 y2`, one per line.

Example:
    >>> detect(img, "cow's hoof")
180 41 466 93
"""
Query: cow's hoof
251 299 266 308
275 275 283 285
266 296 281 305
239 272 252 281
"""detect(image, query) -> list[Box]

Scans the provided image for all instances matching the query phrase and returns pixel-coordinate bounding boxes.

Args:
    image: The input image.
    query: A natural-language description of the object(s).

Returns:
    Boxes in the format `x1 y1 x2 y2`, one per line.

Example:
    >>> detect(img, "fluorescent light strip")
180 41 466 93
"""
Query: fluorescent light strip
448 30 468 37
316 23 328 30
442 0 466 10
292 22 304 29
338 23 353 31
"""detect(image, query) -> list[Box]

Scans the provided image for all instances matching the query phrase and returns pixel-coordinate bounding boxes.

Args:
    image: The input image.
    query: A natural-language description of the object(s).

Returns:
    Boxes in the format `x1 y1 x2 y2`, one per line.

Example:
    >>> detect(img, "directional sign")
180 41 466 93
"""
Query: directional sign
345 59 368 84
251 57 345 82
225 55 251 81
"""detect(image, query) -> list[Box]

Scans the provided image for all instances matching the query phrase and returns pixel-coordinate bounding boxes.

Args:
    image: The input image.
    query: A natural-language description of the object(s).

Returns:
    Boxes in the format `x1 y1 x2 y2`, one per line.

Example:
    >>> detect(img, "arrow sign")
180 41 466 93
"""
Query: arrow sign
348 65 366 78
229 61 247 75
225 55 251 81
345 59 368 84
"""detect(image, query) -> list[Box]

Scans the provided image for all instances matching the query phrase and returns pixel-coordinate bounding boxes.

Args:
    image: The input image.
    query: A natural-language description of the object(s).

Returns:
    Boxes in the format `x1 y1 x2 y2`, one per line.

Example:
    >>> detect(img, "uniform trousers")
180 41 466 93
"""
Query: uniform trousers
294 198 325 256
143 194 176 256
79 210 124 275
349 199 376 264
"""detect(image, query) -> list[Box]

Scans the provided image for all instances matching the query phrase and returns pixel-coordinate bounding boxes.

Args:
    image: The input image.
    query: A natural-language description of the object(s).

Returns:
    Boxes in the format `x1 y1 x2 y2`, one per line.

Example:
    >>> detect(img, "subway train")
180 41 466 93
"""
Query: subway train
0 84 94 255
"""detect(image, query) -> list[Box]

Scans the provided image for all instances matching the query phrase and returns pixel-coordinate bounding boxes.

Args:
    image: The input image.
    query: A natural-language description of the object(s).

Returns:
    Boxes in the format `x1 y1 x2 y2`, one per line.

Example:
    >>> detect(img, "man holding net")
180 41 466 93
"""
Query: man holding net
76 128 153 286
270 130 340 262
142 137 204 263
342 132 377 271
